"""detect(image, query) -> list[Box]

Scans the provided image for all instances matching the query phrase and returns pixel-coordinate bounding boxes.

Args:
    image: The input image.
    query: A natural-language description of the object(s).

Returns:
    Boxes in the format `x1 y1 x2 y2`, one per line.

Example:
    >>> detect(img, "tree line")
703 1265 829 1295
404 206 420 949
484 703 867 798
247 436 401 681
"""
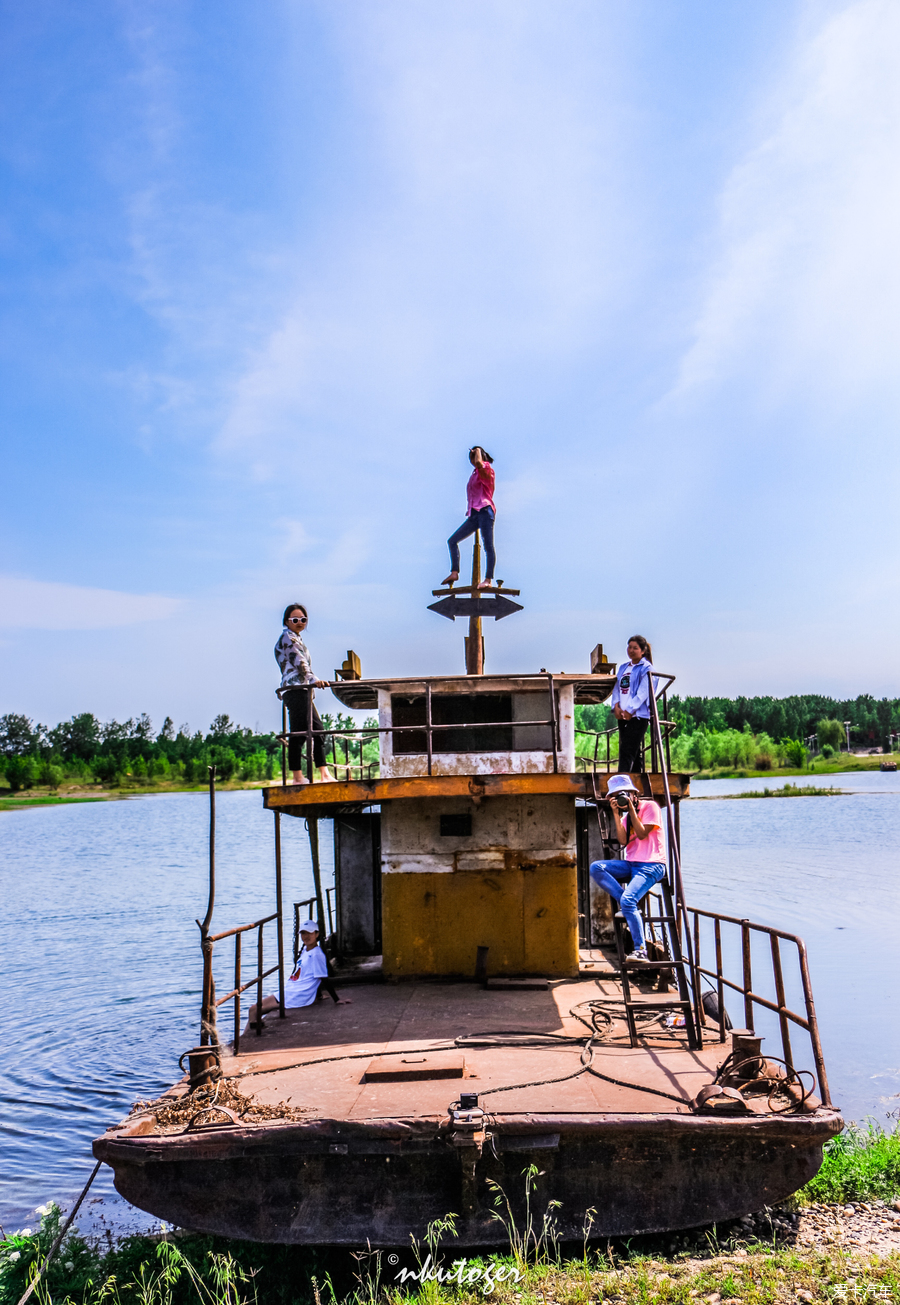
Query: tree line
2 691 897 791
0 710 377 791
576 692 899 772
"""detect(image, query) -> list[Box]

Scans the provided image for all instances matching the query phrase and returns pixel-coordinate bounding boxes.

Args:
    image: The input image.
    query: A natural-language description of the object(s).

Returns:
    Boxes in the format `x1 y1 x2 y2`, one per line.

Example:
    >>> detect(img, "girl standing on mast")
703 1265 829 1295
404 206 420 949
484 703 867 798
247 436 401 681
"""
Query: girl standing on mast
441 447 496 591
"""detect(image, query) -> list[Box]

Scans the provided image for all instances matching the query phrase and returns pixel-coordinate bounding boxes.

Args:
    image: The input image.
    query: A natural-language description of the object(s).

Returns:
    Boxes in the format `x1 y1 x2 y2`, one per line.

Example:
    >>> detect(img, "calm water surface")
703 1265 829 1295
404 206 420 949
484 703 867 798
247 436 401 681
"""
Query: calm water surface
1 778 897 1232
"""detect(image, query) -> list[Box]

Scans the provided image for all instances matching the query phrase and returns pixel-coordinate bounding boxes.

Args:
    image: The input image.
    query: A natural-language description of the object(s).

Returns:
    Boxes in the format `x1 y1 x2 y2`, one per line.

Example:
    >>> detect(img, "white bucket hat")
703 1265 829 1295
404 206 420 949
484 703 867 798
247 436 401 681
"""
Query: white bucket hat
607 774 639 795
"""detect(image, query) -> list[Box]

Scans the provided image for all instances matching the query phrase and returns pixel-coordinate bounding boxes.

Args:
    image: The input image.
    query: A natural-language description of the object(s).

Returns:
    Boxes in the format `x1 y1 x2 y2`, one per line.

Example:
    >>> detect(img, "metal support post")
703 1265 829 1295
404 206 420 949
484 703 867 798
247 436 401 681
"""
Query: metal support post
274 811 285 1018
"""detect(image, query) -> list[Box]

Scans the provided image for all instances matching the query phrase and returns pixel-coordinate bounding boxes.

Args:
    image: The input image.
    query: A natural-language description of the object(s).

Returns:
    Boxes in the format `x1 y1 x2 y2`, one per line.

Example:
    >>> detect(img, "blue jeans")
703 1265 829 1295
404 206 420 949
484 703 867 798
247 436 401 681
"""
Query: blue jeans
448 507 495 580
589 859 666 951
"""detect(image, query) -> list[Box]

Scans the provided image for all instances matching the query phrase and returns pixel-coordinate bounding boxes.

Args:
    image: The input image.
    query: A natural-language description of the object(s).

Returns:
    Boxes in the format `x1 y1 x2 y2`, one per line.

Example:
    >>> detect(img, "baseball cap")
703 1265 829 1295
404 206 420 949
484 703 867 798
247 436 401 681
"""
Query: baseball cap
299 920 319 933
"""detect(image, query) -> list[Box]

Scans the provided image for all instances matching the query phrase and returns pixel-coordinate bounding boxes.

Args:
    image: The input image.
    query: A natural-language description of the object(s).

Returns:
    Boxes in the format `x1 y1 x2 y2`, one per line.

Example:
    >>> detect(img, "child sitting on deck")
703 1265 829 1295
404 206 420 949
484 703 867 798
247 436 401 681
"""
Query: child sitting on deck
249 922 351 1023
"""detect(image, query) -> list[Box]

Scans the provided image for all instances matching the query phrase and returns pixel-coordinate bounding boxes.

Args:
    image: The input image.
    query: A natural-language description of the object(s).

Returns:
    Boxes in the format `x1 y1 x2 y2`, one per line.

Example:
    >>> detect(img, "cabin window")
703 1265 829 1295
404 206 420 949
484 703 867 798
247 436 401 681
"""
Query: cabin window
389 693 553 754
440 813 472 837
391 694 513 753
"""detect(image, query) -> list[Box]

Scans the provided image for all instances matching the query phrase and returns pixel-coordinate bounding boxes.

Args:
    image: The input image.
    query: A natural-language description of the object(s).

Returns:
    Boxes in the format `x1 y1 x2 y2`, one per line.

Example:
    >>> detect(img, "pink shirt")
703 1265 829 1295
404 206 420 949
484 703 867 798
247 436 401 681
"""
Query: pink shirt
466 463 495 515
625 799 665 863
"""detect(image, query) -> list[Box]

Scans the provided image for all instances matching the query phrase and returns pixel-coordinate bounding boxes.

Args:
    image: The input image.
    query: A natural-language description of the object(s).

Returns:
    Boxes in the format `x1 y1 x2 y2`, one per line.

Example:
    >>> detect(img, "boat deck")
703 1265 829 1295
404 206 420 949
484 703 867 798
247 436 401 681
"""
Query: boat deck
216 964 725 1120
97 958 842 1243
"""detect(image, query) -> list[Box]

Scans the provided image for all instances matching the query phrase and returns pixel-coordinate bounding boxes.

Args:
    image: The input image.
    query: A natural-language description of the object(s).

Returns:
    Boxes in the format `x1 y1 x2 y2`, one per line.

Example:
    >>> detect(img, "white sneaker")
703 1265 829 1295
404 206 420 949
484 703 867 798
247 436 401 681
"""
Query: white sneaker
625 947 648 963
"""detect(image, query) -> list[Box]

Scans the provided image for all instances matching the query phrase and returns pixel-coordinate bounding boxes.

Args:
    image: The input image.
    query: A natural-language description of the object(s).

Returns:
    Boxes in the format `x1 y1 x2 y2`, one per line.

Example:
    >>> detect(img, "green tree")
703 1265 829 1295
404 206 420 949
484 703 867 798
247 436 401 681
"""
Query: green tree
817 719 845 752
48 713 101 760
0 713 42 755
5 756 38 790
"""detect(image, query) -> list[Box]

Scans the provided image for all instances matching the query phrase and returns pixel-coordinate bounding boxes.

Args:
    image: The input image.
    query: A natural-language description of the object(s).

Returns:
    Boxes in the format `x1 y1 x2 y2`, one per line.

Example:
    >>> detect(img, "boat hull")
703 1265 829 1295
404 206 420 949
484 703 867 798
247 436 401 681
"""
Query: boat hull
94 1108 842 1245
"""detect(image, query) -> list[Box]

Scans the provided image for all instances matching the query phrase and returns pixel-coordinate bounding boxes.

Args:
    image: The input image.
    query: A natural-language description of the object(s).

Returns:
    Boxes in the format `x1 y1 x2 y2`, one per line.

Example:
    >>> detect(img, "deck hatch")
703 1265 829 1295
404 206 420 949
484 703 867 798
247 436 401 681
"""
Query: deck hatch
363 1052 466 1082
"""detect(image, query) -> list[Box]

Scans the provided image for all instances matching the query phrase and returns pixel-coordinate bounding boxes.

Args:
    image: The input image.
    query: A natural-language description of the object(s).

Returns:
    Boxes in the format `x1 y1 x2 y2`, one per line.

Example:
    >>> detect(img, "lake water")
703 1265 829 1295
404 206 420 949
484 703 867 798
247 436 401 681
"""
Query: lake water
1 776 898 1234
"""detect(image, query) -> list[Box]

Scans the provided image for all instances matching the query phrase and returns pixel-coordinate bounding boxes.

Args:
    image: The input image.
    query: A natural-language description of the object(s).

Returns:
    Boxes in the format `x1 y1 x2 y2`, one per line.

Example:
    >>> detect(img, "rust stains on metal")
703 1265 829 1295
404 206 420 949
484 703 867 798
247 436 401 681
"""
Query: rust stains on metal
262 770 690 812
363 1052 466 1082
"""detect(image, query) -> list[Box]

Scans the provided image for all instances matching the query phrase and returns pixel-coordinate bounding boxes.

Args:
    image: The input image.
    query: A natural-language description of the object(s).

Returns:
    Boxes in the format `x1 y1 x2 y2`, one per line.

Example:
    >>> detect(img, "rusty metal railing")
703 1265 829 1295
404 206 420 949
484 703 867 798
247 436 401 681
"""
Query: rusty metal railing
575 674 676 774
196 774 286 1061
682 904 831 1107
576 718 676 773
277 671 563 782
209 913 280 1055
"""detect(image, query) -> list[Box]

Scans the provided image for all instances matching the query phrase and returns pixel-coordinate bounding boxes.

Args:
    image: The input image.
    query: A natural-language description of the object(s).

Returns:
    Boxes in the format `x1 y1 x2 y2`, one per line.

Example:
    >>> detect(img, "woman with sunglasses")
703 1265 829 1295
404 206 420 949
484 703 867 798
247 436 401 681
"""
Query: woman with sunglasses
441 446 496 590
275 604 335 784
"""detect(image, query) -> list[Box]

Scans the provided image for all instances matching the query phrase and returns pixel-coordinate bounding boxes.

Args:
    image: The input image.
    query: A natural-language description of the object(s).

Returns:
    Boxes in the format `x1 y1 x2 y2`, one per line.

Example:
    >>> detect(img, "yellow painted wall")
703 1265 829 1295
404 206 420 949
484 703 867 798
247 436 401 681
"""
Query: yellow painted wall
381 854 579 978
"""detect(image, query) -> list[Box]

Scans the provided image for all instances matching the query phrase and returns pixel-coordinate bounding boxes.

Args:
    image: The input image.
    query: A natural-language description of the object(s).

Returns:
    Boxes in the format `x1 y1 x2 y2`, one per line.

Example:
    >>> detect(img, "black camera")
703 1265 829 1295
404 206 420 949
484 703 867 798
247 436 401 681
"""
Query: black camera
614 793 630 810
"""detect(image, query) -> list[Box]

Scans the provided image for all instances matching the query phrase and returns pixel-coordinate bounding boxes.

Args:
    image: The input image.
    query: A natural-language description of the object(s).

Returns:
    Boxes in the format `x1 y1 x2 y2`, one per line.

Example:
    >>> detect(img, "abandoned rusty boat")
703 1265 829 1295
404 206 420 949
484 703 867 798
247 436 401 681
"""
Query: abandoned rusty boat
94 567 843 1245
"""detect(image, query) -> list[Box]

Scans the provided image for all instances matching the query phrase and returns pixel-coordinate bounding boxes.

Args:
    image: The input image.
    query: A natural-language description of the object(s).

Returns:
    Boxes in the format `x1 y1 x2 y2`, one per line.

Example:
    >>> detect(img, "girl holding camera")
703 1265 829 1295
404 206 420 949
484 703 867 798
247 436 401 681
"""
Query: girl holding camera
611 635 654 773
589 773 666 962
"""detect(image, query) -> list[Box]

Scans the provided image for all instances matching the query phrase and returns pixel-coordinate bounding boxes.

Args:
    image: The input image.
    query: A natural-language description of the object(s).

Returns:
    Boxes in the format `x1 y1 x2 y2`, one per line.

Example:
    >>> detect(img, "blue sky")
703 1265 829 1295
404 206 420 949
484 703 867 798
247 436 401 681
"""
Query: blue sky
2 0 899 735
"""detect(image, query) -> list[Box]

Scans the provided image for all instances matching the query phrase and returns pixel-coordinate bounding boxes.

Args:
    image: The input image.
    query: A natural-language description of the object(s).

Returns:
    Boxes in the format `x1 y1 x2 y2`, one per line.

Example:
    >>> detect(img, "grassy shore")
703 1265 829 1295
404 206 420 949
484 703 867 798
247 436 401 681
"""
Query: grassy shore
3 1125 899 1305
0 777 271 812
692 784 845 800
692 753 898 782
2 750 896 812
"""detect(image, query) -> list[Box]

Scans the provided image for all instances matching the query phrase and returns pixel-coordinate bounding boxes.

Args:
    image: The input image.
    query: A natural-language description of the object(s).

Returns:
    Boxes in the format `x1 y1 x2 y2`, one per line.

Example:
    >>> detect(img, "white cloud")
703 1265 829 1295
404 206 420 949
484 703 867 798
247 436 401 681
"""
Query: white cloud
674 0 900 411
0 576 184 630
214 0 632 467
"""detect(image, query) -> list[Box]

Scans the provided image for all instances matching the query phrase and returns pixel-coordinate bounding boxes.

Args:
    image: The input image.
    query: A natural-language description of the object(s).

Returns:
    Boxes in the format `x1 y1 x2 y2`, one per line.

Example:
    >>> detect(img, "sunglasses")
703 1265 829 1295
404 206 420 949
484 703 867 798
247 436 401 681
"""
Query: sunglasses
288 616 307 624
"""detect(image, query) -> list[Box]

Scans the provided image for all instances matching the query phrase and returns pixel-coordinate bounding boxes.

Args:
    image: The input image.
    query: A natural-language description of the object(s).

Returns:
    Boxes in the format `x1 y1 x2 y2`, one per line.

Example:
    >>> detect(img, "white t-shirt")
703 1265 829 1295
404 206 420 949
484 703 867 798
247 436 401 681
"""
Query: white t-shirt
284 943 329 1009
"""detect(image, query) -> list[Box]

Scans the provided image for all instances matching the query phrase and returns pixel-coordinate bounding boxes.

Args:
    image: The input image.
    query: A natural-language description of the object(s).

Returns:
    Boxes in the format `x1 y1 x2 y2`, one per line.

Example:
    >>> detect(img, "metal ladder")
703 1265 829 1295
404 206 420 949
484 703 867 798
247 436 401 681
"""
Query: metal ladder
613 875 699 1049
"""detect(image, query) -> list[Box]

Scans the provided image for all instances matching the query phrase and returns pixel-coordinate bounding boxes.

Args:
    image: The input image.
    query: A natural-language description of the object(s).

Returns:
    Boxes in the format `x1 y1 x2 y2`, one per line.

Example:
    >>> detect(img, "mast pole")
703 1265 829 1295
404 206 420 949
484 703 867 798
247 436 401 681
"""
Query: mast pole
465 531 484 675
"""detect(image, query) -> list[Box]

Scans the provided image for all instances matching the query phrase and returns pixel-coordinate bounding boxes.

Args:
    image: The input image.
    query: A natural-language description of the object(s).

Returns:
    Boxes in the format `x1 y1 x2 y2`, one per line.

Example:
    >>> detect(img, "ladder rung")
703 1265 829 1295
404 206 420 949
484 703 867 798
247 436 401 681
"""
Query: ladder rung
624 995 693 1008
623 958 680 968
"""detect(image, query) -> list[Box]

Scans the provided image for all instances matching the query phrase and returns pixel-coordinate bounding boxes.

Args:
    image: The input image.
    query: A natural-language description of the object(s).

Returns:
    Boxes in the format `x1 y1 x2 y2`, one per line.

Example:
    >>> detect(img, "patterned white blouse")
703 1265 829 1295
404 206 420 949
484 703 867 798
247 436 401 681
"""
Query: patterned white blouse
274 627 316 690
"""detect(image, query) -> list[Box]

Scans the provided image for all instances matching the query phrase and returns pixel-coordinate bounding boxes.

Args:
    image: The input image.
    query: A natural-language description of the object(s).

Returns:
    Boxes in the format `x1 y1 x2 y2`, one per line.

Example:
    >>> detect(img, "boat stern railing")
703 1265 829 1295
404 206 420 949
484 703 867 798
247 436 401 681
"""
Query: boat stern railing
684 903 831 1106
196 770 286 1061
208 913 281 1056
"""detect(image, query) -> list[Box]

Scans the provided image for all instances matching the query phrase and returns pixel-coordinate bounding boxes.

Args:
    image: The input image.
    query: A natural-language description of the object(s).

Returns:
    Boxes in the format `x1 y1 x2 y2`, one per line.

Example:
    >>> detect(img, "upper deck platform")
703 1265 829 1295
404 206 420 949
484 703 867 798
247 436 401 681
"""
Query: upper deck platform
328 670 617 711
262 769 690 813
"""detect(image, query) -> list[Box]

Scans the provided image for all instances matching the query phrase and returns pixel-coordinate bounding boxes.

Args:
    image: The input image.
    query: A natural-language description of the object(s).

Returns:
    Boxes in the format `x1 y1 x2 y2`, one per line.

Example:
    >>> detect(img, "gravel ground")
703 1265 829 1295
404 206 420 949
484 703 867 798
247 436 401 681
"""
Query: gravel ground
793 1199 900 1257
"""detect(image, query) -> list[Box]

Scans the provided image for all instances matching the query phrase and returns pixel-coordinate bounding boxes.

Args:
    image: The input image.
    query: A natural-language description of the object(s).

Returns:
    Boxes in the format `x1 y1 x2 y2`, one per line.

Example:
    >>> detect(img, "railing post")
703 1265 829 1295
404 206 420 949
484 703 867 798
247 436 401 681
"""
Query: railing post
547 673 559 773
796 939 832 1105
255 924 265 1035
233 931 242 1054
306 688 314 782
274 811 285 1018
770 934 794 1075
426 681 433 777
714 916 726 1043
308 815 326 934
741 920 754 1030
281 699 287 786
197 766 220 1057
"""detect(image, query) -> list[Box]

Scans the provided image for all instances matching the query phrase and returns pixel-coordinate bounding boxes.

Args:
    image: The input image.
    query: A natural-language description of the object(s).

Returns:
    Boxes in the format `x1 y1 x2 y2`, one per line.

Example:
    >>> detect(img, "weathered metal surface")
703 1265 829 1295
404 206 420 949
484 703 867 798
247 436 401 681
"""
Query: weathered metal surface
379 793 579 978
329 672 618 712
363 1052 465 1082
262 770 691 812
94 1108 843 1245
